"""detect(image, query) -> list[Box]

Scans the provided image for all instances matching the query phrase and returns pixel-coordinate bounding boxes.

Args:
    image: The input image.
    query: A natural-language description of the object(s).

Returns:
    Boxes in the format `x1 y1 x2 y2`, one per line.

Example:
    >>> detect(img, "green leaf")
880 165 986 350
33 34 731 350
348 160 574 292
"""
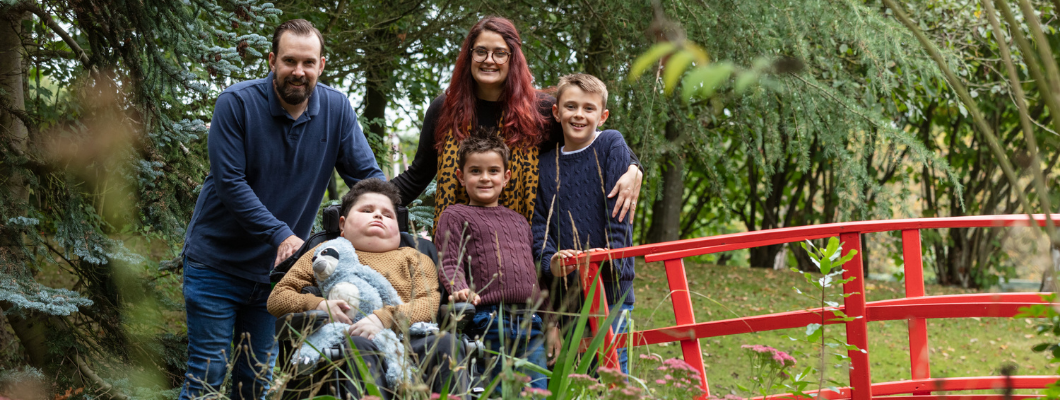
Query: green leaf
664 50 696 95
576 293 629 376
549 274 602 399
1033 343 1050 352
825 237 841 260
734 71 760 93
694 62 735 99
629 42 677 81
806 323 823 342
347 343 384 398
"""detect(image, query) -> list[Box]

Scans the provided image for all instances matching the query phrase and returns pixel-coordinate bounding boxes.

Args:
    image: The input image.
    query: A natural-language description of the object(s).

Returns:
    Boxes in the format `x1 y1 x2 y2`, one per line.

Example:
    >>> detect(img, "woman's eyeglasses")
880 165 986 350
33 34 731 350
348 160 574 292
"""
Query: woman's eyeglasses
471 47 510 64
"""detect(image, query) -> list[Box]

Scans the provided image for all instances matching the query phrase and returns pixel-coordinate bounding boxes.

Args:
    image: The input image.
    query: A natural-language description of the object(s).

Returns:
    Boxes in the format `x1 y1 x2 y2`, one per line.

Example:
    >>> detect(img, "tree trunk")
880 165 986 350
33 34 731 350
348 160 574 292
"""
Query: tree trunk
585 21 607 78
0 7 28 227
646 120 683 243
0 301 55 369
0 7 49 371
361 32 396 171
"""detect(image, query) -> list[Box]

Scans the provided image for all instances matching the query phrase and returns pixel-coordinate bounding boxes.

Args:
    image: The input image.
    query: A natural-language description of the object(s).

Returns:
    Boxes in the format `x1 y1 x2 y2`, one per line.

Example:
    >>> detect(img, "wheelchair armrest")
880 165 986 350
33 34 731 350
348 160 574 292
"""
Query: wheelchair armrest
438 302 476 332
275 310 330 341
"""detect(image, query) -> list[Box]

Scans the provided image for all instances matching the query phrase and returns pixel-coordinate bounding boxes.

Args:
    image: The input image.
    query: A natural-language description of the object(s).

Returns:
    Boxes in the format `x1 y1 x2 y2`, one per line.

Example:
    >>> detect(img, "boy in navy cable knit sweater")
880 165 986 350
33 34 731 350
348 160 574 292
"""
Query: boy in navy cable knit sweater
531 73 635 373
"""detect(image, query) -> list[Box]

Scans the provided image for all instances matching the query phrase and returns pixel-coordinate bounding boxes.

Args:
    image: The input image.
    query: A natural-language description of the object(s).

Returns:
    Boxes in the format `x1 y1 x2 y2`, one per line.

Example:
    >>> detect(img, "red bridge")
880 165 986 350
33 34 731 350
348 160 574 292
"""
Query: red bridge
572 214 1060 400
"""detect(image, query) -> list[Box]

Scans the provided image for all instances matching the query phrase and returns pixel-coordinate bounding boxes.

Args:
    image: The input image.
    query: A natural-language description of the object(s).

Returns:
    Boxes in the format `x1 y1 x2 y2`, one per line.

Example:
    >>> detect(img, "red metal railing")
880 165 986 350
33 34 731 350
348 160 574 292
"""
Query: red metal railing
572 214 1060 400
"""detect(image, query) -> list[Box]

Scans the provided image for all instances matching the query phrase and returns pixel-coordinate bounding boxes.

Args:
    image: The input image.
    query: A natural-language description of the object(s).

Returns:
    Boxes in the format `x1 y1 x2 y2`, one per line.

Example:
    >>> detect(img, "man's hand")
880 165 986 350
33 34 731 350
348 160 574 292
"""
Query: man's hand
608 165 643 223
348 314 384 340
449 288 481 305
275 235 305 267
315 299 352 324
546 326 562 366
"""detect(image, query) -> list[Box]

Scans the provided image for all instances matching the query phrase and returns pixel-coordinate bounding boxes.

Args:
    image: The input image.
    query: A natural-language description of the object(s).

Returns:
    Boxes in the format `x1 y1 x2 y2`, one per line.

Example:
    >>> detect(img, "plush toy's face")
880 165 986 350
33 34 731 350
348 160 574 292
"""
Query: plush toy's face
313 247 340 280
312 247 364 320
340 193 400 252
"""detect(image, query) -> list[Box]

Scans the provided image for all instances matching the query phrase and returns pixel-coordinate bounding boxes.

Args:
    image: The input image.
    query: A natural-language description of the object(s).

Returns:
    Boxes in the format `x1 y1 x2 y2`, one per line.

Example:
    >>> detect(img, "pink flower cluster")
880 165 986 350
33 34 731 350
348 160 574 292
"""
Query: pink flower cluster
741 344 797 367
521 387 552 399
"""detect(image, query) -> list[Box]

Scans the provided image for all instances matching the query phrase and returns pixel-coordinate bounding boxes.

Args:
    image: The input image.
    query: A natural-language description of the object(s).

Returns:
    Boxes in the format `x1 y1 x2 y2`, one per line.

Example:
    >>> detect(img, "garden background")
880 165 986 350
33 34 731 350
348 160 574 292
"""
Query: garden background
1 0 1059 398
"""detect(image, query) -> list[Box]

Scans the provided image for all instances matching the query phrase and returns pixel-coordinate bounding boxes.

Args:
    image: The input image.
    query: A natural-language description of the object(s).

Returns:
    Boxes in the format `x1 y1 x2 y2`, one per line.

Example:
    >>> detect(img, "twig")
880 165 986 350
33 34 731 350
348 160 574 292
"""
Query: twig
76 355 130 400
20 3 91 67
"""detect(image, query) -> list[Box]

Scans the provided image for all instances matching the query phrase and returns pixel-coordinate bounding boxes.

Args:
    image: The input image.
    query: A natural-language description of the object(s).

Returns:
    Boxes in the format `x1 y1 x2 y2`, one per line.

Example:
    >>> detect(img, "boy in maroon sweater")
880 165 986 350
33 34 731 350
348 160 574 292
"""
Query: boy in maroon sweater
434 130 558 391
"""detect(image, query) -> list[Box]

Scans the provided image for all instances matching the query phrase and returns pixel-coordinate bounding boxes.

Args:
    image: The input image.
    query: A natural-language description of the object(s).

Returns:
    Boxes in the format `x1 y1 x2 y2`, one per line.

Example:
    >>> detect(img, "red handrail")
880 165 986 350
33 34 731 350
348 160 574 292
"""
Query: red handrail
570 214 1060 400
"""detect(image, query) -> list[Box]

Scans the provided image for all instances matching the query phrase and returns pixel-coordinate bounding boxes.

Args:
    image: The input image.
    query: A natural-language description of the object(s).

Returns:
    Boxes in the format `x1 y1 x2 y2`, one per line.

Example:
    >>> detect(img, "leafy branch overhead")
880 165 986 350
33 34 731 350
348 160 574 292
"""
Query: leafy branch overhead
629 40 803 102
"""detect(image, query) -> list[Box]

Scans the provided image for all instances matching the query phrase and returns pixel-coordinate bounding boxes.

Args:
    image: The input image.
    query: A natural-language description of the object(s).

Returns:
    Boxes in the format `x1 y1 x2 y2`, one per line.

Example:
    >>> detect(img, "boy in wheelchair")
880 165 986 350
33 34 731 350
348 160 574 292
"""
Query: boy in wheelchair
268 178 465 399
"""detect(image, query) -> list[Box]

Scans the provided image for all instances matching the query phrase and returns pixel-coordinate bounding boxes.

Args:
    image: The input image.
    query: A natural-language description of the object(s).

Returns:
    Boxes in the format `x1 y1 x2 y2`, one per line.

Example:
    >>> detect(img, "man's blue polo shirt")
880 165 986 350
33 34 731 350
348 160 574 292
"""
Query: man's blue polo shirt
183 73 386 283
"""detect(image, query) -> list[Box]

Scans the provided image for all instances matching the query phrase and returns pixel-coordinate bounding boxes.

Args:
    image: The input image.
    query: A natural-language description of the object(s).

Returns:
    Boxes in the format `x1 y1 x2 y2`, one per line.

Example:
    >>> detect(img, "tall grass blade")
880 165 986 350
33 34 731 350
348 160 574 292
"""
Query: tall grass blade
548 274 602 400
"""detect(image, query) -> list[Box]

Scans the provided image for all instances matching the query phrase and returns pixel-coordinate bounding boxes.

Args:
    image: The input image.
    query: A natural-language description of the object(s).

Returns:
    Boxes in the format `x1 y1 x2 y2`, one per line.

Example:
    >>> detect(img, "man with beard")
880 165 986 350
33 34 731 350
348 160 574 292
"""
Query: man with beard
179 19 385 400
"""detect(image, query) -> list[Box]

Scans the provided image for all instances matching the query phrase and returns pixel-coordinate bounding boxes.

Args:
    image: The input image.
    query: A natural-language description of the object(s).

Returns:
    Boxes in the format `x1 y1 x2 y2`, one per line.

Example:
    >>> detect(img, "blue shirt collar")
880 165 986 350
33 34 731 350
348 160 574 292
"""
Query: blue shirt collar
266 72 321 121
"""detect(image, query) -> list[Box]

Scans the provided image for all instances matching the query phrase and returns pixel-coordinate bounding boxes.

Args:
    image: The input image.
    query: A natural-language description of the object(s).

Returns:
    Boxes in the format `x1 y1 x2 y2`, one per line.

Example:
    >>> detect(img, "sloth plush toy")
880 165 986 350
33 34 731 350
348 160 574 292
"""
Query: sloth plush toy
292 238 411 386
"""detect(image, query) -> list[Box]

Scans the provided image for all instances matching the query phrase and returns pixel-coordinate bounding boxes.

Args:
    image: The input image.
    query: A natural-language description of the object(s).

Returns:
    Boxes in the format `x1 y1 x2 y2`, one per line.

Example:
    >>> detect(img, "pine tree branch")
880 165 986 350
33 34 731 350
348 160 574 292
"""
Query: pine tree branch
28 48 76 60
19 2 91 68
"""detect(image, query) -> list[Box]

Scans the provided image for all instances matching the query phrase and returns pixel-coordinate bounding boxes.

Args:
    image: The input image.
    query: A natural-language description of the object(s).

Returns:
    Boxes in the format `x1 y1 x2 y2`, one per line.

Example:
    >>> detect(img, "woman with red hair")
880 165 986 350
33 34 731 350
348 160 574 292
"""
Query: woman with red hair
391 16 643 228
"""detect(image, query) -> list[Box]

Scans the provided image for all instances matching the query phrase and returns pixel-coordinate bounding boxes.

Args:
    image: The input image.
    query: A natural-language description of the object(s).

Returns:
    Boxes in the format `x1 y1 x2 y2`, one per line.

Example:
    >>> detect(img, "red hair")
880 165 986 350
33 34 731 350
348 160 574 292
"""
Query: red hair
434 16 545 150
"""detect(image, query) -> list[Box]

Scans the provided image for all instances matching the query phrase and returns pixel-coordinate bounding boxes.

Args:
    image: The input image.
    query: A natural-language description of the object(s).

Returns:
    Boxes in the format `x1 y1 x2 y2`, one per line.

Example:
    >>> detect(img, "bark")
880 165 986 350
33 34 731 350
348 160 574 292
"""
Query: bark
0 301 55 369
361 31 397 166
0 7 48 371
0 8 28 209
646 119 683 243
585 21 607 78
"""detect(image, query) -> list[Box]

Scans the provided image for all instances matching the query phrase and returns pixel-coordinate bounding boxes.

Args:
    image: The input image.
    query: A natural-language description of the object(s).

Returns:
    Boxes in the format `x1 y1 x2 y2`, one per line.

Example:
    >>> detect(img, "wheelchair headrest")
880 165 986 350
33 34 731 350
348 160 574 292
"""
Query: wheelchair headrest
321 204 341 234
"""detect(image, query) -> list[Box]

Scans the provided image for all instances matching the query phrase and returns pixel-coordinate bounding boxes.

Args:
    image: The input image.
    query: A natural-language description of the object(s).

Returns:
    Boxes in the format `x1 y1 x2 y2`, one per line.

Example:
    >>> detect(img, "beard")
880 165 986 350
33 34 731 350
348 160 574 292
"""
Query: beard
274 74 314 105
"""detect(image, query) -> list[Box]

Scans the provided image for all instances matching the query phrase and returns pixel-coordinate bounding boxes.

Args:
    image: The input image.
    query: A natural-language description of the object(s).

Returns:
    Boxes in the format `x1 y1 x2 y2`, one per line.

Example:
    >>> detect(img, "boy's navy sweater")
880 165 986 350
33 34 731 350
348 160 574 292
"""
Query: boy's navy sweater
532 129 635 306
183 73 385 283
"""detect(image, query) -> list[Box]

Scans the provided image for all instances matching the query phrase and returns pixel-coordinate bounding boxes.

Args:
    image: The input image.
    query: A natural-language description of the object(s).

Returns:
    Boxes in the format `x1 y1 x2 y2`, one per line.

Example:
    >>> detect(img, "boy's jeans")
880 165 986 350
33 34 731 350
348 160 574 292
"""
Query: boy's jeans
609 303 634 375
469 305 548 391
180 256 277 400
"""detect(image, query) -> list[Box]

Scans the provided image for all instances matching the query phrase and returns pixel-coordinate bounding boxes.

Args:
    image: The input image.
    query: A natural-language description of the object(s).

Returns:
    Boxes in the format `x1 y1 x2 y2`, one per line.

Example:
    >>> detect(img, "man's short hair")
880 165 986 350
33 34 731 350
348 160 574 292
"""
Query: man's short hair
272 19 325 56
340 178 401 219
555 73 608 109
457 128 511 170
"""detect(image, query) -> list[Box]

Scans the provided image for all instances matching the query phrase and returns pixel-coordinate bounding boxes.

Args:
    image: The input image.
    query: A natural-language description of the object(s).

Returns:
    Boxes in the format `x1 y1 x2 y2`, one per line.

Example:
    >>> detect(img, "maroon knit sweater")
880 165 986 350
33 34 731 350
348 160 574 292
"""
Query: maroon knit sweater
435 204 549 310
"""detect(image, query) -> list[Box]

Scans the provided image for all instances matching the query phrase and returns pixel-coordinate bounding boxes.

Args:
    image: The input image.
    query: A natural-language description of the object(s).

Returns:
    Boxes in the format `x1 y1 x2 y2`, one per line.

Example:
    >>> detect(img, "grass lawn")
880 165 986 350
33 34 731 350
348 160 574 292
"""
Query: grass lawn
620 260 1056 397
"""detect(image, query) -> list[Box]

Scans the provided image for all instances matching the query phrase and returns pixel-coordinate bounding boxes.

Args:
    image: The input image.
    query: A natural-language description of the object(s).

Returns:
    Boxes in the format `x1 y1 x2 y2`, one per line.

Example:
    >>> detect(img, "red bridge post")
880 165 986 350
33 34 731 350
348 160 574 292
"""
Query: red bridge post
901 229 932 393
664 258 709 398
579 260 620 369
840 233 872 400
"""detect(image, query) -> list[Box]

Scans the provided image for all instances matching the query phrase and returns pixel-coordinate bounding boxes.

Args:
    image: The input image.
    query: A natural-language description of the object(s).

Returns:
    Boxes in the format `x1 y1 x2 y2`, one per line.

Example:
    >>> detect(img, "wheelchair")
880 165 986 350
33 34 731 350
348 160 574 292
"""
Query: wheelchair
270 204 486 399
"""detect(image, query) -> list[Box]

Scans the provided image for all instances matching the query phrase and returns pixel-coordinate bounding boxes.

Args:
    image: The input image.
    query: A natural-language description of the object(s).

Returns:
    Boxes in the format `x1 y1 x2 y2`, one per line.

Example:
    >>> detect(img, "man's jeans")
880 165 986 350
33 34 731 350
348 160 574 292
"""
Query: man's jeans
180 256 277 400
469 305 548 391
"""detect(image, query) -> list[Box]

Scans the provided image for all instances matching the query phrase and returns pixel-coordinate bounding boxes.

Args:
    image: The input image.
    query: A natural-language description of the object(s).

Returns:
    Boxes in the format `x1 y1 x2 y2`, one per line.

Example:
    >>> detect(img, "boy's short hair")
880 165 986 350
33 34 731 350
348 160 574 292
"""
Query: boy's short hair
340 178 401 219
555 73 608 109
457 128 511 170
